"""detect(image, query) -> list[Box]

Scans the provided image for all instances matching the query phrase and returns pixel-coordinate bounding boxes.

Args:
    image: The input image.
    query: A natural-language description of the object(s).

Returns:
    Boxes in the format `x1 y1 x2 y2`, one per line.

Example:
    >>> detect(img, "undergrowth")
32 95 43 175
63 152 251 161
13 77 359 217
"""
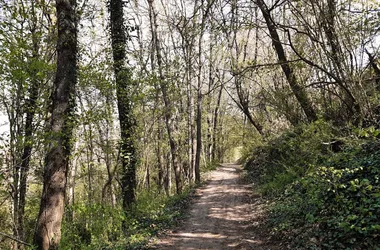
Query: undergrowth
244 120 380 249
59 187 194 250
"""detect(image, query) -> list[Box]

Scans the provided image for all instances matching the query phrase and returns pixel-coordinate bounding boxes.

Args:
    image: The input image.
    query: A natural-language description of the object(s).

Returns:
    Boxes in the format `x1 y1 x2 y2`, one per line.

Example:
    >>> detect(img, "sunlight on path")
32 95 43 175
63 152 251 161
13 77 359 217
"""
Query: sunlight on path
149 164 279 250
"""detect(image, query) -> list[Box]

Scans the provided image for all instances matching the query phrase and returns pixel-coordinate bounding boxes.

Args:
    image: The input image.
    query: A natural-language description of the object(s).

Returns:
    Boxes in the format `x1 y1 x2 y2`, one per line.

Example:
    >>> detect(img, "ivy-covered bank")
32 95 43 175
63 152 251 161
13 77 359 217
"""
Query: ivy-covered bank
243 121 380 250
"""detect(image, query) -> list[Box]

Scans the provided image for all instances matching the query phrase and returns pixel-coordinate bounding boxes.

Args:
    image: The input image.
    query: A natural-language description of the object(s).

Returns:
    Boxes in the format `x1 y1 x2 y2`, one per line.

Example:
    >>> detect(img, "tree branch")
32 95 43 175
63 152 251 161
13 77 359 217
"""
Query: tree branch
0 232 32 247
233 59 303 76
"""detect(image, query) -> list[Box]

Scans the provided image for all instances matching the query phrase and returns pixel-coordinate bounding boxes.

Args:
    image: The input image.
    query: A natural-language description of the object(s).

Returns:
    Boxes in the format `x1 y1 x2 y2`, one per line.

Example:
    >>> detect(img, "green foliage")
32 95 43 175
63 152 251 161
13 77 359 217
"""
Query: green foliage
244 120 338 196
202 160 220 172
268 141 380 249
0 205 11 249
60 187 194 249
244 121 380 249
60 203 125 249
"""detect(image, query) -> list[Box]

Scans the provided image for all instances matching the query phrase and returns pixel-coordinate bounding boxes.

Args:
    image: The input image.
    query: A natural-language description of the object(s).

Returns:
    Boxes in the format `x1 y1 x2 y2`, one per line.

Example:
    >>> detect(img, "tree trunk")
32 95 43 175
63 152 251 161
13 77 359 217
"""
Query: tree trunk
99 95 116 206
194 0 215 184
365 49 380 87
67 140 79 221
148 0 182 194
256 0 317 123
227 0 263 134
109 0 137 209
33 0 77 249
321 0 360 117
211 83 223 162
16 9 40 246
194 92 202 183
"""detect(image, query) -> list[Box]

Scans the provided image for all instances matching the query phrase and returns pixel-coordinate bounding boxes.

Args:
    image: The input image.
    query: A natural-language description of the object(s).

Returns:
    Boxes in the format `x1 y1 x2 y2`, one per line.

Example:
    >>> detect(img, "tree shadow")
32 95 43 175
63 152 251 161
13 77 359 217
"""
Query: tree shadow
147 165 281 249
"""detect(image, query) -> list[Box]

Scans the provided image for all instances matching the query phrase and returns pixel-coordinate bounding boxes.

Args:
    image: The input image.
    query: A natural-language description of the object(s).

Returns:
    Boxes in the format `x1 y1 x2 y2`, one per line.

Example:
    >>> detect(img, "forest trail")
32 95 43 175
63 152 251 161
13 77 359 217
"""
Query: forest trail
149 164 281 250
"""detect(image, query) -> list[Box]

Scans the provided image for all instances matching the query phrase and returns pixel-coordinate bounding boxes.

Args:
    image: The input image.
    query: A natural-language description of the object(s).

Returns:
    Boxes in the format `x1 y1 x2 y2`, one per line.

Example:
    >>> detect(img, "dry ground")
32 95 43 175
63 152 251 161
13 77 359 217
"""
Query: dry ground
148 164 284 250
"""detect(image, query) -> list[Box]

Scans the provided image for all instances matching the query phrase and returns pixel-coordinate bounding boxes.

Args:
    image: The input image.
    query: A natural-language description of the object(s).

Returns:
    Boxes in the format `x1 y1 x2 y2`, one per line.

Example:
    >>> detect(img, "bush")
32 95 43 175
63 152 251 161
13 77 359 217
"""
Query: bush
269 142 380 249
60 187 194 249
244 122 380 249
244 120 338 196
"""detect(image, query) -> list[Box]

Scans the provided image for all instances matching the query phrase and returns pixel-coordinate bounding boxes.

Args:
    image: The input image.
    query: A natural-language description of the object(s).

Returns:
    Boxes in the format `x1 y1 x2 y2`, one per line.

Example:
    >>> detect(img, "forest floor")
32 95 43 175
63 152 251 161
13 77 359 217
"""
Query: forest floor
148 163 284 250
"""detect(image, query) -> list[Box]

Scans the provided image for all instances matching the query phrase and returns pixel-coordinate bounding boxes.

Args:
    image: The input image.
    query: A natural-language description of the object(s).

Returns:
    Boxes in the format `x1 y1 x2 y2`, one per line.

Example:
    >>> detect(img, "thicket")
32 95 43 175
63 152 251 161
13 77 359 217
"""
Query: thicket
244 121 380 249
60 187 193 250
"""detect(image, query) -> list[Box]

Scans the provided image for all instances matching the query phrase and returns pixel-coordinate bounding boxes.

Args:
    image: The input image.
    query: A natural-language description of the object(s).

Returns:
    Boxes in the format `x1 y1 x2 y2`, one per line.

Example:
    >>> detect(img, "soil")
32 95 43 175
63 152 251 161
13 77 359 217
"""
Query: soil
148 164 285 250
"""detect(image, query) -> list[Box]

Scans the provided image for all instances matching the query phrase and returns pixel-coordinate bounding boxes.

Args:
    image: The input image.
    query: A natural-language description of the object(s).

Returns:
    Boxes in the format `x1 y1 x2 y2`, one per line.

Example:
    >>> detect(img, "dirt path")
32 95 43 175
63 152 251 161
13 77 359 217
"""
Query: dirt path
149 164 282 250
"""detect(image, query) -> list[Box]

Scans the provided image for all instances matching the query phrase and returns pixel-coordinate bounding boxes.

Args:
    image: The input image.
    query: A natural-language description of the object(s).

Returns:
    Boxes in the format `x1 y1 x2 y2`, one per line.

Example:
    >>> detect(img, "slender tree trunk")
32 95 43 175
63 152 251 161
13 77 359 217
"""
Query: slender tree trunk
33 0 77 249
16 8 40 245
211 83 223 162
144 156 150 189
195 32 203 183
156 126 164 192
227 0 263 134
109 0 137 209
365 49 380 87
234 77 264 134
83 123 94 203
67 140 79 221
206 110 212 162
321 0 360 117
256 0 317 123
206 37 214 163
194 91 202 183
194 0 215 184
100 95 115 206
148 0 182 194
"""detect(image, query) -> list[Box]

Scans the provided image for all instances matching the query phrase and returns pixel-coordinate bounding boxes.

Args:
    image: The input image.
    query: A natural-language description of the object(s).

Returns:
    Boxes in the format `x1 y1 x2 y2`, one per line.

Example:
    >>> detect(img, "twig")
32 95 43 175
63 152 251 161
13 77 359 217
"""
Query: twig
0 232 32 247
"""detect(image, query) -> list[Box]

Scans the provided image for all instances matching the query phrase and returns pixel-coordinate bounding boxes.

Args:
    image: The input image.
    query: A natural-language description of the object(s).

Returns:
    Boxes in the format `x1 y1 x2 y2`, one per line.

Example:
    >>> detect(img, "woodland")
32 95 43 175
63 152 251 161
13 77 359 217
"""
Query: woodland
0 0 379 249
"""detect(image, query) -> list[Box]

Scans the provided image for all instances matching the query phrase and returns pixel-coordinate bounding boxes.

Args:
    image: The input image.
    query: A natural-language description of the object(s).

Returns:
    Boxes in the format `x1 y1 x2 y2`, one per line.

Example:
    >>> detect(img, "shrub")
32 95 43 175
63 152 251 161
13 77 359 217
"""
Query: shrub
244 122 380 249
267 139 380 249
59 186 194 249
244 120 338 196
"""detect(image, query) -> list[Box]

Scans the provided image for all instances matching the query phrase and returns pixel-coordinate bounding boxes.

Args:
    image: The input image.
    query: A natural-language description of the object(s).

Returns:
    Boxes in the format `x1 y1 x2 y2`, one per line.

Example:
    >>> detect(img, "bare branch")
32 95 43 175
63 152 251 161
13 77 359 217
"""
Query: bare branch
0 232 32 247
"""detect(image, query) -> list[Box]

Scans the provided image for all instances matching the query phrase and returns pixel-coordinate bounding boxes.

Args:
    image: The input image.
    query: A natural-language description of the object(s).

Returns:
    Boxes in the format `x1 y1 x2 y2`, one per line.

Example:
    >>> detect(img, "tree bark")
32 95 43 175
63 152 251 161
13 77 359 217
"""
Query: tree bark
109 0 138 209
227 0 263 134
148 0 182 194
365 49 380 87
33 0 77 249
211 82 223 162
194 91 202 183
256 0 317 123
194 0 216 184
321 0 360 117
16 4 40 244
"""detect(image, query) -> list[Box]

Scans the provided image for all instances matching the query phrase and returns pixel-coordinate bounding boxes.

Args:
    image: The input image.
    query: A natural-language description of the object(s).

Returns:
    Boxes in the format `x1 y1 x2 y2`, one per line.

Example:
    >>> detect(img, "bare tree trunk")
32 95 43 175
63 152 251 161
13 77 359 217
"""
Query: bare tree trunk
143 157 150 189
100 91 116 206
164 151 171 196
206 36 214 163
194 0 216 184
226 0 263 134
194 91 202 183
365 49 380 87
148 0 182 194
82 122 94 203
256 0 317 123
33 0 77 248
67 140 79 221
211 83 223 162
156 125 164 192
321 0 360 117
16 5 40 244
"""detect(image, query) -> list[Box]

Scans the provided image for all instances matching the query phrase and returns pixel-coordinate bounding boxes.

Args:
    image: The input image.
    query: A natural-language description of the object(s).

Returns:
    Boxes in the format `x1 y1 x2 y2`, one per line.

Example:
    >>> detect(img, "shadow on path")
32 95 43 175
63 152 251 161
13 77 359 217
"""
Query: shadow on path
148 164 282 250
